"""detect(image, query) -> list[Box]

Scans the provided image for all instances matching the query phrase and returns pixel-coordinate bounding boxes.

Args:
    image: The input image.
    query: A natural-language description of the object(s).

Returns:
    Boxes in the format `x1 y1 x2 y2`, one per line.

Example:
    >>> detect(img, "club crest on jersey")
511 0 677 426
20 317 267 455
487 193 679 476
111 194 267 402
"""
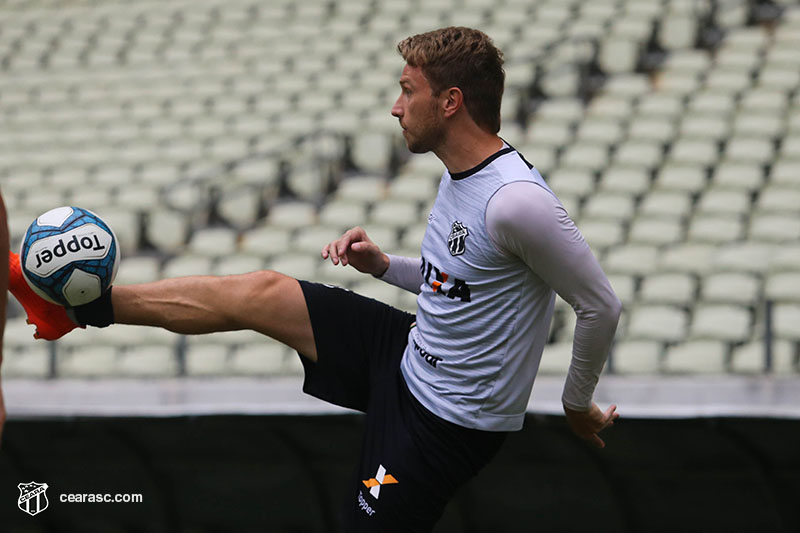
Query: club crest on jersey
448 221 469 256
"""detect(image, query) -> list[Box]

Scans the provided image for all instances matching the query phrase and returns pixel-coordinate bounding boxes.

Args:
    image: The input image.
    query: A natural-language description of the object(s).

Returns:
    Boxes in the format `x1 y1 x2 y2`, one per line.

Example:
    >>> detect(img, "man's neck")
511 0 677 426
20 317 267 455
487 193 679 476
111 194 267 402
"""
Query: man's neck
434 128 505 175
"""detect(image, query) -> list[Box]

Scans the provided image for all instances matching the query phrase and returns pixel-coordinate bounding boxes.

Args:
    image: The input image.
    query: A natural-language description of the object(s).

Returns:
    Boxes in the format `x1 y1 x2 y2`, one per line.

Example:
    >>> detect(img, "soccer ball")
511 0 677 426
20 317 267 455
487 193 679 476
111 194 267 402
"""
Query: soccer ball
20 206 120 307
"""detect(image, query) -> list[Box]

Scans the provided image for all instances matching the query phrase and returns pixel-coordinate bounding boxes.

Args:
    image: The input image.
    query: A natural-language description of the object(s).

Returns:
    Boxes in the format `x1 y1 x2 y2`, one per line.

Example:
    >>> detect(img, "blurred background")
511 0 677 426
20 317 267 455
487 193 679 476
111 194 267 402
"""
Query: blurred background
1 0 799 531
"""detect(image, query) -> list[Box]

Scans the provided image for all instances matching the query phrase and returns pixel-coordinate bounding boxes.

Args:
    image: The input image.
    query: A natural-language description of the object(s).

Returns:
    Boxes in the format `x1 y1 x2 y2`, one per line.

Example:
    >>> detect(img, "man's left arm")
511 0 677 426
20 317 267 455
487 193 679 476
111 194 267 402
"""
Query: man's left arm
487 181 622 448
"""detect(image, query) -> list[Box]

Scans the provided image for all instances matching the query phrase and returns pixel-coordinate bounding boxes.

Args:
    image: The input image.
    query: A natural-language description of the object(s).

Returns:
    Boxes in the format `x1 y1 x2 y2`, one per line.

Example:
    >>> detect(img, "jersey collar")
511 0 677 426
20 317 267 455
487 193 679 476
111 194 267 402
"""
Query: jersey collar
449 145 515 181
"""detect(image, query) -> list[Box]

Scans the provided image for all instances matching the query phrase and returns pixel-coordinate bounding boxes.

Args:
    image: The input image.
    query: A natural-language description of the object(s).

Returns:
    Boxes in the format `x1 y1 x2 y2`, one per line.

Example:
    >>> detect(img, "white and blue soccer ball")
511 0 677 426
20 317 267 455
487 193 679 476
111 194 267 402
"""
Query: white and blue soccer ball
21 206 120 307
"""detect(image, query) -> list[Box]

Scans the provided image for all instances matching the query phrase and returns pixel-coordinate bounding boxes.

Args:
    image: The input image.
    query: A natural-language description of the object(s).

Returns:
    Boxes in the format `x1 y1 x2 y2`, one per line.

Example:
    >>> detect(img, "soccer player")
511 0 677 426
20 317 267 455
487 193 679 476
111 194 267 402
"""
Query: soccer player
11 27 621 532
0 190 8 445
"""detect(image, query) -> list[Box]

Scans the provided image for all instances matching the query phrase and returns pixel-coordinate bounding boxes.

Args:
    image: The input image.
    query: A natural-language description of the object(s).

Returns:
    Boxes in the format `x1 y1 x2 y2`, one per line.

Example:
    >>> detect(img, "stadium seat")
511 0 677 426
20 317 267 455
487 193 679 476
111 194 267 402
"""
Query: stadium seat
756 186 800 214
724 137 775 165
559 143 609 171
217 187 262 229
695 188 751 217
162 255 214 278
769 161 800 188
351 132 394 174
628 218 684 246
578 219 626 251
118 345 179 377
713 242 775 274
188 227 239 257
212 254 265 277
240 225 291 257
701 272 761 306
627 305 688 343
607 274 636 307
710 163 763 192
57 346 119 378
145 209 190 253
115 255 163 285
731 340 796 375
749 214 800 243
637 93 685 118
334 176 387 204
582 193 636 221
769 245 800 272
638 190 692 219
653 163 707 193
229 341 288 376
604 245 659 276
1 345 51 379
611 340 662 375
597 166 651 195
690 305 752 343
614 140 664 169
639 273 696 307
663 340 728 374
266 254 319 281
547 168 596 198
293 225 343 255
266 201 317 230
765 272 800 303
539 342 572 375
185 344 231 377
687 215 745 244
575 118 625 146
370 200 420 229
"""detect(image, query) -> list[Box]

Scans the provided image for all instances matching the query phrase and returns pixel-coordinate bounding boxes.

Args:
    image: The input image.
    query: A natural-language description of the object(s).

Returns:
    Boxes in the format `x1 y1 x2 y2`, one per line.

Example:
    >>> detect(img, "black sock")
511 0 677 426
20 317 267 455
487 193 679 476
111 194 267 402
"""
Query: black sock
67 287 115 327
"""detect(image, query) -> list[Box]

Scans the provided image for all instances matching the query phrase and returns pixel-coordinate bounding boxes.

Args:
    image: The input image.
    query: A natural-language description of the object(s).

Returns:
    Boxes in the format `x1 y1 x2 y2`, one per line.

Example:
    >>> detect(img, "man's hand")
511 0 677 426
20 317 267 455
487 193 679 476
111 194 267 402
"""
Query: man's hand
321 227 390 277
564 402 618 449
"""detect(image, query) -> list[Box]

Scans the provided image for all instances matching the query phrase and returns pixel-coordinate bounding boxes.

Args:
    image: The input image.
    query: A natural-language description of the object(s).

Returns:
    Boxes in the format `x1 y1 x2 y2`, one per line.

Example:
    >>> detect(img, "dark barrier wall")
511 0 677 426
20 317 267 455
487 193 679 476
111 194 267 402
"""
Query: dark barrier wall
1 414 799 533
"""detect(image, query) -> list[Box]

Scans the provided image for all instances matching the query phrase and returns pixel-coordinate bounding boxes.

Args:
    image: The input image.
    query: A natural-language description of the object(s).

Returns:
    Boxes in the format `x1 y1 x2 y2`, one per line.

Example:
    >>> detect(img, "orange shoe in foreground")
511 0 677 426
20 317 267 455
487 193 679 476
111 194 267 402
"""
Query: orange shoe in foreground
7 251 83 340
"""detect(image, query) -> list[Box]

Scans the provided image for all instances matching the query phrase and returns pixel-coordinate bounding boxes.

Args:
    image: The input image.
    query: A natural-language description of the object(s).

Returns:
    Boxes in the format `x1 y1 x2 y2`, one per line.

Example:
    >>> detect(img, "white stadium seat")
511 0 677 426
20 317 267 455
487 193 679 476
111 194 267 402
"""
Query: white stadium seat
57 346 119 378
639 273 696 307
2 345 51 379
701 272 761 306
663 340 728 374
611 340 662 375
731 340 796 375
604 245 660 276
690 305 752 343
627 305 688 343
765 272 800 303
628 218 684 246
539 342 573 375
118 345 179 378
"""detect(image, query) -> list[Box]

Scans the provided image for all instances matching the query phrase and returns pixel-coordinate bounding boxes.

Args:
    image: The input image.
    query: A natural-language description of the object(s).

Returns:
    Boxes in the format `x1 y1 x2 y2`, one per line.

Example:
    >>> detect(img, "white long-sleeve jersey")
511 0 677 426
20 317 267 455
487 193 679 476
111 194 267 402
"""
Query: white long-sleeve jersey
380 146 621 432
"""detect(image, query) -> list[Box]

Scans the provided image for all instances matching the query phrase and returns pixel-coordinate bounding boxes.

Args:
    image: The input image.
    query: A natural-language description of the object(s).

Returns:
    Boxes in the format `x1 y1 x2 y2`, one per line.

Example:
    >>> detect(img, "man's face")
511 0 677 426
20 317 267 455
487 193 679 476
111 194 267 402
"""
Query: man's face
391 64 445 154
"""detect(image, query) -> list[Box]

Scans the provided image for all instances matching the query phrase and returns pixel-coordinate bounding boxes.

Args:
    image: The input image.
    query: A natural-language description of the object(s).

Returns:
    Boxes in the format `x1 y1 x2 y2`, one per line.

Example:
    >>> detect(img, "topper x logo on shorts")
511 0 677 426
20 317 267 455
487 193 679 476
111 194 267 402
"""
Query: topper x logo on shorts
362 465 398 499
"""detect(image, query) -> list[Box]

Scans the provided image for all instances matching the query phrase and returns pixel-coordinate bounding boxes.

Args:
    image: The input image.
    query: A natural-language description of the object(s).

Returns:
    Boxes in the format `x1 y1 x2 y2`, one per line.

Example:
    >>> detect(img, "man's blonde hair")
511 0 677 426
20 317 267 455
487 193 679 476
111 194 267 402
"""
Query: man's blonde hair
397 27 505 134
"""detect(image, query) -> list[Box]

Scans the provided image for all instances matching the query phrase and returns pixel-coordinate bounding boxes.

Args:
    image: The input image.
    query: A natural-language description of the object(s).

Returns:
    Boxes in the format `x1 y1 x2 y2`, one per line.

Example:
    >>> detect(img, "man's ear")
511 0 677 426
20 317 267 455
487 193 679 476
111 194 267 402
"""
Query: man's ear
442 87 463 118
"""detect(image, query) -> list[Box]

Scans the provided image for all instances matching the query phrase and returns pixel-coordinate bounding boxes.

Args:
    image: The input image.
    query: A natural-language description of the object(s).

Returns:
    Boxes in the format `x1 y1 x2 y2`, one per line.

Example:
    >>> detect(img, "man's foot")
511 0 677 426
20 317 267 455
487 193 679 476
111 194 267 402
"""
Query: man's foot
7 251 82 340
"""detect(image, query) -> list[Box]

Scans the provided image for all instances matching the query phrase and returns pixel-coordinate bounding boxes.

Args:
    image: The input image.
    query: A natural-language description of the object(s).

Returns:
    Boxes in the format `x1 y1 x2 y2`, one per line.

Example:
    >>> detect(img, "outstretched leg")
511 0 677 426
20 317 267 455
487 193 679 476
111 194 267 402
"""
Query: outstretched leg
9 250 317 362
112 271 317 361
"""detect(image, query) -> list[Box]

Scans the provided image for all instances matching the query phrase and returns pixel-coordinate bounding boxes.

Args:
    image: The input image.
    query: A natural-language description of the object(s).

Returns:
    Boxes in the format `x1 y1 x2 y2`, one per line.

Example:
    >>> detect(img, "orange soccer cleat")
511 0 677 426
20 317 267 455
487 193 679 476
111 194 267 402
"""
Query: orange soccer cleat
7 251 82 340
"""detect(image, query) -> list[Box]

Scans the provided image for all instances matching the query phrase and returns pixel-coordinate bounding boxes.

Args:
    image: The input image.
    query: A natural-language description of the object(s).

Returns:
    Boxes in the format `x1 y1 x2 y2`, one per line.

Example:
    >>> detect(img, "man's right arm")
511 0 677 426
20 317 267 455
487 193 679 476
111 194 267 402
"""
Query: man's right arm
322 227 422 294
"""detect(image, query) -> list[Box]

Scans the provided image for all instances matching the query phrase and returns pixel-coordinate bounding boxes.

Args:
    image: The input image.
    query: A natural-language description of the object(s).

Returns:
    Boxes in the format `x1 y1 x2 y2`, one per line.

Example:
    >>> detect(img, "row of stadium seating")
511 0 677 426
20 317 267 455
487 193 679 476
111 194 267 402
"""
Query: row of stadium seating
3 0 800 378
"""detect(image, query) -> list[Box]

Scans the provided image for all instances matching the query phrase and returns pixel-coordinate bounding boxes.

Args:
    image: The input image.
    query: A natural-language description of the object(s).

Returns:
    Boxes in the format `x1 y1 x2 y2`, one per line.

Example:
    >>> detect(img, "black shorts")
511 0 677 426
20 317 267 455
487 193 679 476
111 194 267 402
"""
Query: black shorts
297 281 507 533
